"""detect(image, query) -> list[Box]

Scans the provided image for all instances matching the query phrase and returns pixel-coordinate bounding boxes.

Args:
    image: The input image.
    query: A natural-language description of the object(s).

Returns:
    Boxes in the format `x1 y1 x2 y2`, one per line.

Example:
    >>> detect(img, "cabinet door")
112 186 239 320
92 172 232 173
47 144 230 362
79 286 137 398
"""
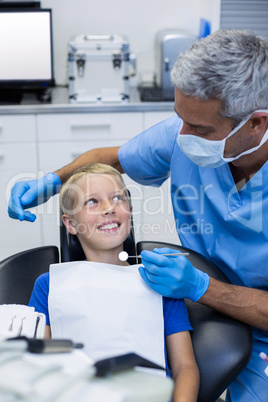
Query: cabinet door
38 140 126 173
143 111 175 130
0 142 42 260
137 179 181 245
0 115 35 143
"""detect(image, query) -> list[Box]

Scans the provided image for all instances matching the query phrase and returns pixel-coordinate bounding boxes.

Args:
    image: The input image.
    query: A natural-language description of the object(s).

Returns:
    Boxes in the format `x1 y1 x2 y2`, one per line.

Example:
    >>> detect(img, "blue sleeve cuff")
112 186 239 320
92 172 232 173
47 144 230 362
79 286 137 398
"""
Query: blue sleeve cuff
28 273 50 325
163 297 192 337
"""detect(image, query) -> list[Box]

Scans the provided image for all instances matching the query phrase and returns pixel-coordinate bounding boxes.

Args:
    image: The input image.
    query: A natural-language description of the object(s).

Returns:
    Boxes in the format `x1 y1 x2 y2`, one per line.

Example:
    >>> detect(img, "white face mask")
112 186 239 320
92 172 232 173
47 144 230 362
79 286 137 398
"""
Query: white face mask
178 110 268 168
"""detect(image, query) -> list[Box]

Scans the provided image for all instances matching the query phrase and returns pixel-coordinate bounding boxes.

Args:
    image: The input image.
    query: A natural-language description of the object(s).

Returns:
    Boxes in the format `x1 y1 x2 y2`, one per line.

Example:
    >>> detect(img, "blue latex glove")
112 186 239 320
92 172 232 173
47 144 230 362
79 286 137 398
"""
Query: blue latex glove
8 173 61 222
139 247 209 302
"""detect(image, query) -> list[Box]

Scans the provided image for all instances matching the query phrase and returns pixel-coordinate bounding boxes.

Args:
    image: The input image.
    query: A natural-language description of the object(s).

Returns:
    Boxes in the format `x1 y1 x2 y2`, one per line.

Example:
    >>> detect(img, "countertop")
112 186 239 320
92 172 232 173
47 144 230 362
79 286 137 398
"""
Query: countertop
0 87 174 115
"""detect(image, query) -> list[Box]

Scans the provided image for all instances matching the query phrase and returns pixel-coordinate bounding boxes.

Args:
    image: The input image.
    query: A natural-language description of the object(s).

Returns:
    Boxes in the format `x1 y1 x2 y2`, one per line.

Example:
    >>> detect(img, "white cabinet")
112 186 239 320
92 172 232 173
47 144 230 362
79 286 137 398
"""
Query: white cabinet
0 115 42 260
0 115 35 142
143 111 175 130
136 179 181 245
37 112 143 142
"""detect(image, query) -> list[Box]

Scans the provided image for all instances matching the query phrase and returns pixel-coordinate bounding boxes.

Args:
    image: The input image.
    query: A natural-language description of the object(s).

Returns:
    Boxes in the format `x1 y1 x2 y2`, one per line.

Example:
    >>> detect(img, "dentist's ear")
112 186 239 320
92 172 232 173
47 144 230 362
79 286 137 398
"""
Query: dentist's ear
249 112 268 137
62 214 78 235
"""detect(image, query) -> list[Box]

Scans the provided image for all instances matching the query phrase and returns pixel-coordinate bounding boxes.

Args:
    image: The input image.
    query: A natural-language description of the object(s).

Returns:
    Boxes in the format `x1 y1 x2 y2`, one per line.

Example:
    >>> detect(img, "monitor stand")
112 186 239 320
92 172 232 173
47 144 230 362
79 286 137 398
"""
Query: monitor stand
0 88 52 105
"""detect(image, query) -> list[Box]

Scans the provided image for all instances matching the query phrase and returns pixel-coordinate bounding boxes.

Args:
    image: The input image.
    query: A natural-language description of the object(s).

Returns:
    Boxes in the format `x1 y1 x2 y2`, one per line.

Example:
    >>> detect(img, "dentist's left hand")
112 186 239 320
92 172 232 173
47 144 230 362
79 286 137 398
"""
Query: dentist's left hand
8 173 61 222
139 248 209 302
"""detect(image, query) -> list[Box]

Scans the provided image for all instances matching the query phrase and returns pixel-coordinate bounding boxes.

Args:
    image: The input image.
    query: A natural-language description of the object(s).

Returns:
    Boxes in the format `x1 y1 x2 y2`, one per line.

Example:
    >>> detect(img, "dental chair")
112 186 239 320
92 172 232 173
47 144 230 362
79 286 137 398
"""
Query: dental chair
0 245 59 305
0 212 251 401
60 222 252 402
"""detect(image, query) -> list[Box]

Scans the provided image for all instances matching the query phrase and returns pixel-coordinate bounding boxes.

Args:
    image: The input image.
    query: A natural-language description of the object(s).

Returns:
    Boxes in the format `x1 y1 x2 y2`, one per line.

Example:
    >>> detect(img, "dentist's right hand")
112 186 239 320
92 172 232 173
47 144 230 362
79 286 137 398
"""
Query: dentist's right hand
8 173 61 222
139 248 209 302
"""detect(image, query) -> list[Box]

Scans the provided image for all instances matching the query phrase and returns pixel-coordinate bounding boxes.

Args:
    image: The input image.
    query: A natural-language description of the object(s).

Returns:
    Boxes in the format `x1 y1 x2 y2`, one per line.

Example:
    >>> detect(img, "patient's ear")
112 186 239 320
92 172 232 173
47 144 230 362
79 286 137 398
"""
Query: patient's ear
62 214 77 235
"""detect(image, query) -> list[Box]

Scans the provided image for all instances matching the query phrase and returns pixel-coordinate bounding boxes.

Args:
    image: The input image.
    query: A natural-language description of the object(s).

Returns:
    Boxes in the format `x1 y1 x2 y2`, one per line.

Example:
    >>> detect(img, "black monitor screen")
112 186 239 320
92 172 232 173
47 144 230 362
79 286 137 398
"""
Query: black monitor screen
0 8 54 89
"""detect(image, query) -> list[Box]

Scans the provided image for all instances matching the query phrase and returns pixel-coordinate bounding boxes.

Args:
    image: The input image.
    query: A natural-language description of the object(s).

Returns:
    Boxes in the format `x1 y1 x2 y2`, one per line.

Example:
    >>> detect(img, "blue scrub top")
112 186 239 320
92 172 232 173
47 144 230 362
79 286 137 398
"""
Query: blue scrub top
119 115 268 402
119 114 268 292
119 115 268 400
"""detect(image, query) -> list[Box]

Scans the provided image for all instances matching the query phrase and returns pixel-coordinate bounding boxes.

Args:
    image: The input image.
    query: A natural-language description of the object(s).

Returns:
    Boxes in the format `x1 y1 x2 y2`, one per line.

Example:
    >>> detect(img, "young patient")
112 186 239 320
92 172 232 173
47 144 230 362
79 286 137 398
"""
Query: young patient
29 163 199 402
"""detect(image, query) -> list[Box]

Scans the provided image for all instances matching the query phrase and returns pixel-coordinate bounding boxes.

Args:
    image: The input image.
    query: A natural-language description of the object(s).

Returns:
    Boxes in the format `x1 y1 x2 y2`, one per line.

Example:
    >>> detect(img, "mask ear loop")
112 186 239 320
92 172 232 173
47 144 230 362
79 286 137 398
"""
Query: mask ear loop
177 118 183 135
223 110 268 162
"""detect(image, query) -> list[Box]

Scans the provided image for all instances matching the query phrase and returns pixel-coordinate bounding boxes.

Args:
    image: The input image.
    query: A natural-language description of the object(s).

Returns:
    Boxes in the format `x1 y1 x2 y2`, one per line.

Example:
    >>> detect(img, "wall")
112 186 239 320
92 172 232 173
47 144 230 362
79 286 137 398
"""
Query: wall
220 0 268 41
41 0 220 86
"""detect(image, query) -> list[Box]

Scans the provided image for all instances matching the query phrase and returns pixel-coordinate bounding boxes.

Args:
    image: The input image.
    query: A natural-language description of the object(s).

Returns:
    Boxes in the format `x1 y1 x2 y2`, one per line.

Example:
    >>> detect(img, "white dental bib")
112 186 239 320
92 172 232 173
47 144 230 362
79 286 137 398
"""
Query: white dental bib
48 261 165 369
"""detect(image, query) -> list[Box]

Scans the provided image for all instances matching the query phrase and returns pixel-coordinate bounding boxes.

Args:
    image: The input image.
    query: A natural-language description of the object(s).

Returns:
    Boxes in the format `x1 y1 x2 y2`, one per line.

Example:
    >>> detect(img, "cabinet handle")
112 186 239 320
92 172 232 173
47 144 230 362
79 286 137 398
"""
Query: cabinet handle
70 121 111 130
0 152 4 160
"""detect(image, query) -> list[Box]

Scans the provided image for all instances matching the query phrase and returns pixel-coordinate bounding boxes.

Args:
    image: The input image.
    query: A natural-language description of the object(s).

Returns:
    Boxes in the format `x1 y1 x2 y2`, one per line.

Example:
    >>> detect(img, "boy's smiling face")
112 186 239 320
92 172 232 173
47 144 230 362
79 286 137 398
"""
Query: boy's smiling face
63 173 132 259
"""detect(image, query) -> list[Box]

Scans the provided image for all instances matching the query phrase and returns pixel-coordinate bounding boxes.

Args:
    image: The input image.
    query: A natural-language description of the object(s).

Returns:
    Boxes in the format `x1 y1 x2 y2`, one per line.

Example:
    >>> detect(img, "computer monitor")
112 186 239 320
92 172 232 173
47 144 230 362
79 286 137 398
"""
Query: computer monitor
0 8 55 102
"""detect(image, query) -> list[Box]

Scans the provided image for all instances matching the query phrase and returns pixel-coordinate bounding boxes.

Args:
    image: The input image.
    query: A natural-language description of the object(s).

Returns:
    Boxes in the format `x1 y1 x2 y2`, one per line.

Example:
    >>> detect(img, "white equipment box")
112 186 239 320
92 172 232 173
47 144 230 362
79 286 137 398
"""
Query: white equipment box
68 34 135 103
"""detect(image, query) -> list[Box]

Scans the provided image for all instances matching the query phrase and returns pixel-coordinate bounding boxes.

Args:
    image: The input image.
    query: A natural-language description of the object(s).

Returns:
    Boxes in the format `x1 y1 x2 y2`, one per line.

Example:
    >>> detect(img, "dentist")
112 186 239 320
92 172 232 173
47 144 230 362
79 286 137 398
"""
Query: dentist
8 29 268 401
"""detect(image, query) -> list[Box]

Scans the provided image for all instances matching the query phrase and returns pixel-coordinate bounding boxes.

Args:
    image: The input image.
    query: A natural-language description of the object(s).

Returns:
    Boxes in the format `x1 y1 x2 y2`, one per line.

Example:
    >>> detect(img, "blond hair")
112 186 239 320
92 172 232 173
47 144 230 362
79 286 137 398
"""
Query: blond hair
60 163 130 214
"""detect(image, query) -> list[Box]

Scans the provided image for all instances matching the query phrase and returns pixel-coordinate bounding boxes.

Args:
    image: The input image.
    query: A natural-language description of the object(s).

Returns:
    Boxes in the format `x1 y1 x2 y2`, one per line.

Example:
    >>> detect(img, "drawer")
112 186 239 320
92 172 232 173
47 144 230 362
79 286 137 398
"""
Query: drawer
0 143 37 172
37 112 143 141
38 139 125 172
0 115 36 143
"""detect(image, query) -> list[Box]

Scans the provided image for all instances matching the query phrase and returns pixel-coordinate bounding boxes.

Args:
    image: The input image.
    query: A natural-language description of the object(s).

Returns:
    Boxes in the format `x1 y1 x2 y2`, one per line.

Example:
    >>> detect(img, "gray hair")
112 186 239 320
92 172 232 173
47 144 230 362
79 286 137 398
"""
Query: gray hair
171 29 268 126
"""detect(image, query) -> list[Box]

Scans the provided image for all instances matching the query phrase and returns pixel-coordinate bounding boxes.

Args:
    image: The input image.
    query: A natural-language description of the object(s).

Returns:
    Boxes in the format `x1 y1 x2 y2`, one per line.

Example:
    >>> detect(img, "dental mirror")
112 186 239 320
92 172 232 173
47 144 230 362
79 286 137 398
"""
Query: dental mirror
118 250 189 261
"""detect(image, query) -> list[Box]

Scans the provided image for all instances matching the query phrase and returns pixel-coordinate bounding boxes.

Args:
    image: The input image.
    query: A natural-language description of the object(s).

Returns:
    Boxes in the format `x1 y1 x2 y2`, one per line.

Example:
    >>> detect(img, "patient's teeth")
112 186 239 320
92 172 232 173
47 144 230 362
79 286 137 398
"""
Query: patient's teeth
100 223 119 230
